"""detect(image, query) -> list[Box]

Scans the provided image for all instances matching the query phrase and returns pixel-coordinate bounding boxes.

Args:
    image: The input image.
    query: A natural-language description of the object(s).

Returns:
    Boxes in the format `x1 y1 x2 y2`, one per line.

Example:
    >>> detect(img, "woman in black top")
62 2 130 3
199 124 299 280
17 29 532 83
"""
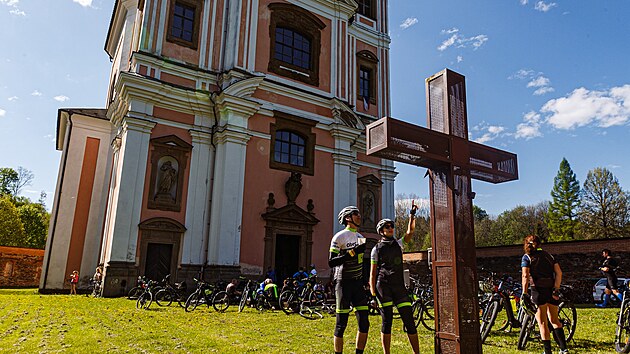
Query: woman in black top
597 248 622 307
521 234 568 354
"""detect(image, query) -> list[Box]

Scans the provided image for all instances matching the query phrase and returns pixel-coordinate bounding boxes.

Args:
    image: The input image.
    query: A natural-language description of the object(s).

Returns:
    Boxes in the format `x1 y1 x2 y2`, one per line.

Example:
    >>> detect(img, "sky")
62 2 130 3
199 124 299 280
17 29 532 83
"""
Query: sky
1 0 629 216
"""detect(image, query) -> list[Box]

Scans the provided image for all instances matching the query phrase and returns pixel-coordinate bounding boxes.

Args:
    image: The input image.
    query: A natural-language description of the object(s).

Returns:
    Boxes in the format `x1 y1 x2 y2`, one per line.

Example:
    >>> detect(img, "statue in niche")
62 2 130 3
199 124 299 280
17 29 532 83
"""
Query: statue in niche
156 160 177 201
285 172 302 204
362 191 375 226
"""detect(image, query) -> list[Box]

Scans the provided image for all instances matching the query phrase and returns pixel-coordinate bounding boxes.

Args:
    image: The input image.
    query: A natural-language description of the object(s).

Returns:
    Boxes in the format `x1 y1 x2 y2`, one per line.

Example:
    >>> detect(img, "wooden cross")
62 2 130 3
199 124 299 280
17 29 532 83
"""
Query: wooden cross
366 69 518 354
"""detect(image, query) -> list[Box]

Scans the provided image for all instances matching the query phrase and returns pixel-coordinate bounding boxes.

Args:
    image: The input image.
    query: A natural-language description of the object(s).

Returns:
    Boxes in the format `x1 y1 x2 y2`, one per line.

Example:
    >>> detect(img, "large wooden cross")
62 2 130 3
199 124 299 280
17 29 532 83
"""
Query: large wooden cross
366 69 518 354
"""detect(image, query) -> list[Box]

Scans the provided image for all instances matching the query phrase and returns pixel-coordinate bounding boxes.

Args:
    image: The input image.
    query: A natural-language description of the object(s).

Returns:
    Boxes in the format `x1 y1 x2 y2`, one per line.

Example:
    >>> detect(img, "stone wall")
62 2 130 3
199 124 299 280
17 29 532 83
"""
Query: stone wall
404 237 630 303
0 246 45 287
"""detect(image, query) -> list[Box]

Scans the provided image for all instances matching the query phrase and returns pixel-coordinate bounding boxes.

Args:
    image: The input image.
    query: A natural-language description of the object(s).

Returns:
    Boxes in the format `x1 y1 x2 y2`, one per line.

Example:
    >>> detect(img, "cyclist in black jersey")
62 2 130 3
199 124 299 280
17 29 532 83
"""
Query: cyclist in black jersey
369 201 419 354
521 234 568 354
597 248 622 307
329 206 369 354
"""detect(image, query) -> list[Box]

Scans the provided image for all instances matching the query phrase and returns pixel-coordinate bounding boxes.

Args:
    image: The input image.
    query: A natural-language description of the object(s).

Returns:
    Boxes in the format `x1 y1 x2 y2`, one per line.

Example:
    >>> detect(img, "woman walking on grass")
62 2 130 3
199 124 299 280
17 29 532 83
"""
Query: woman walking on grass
69 270 79 295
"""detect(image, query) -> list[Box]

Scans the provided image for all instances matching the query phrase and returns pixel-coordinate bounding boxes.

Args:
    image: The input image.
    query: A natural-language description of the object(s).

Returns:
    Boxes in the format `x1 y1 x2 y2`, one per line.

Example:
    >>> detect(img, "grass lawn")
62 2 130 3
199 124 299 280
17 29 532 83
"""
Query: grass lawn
0 288 621 353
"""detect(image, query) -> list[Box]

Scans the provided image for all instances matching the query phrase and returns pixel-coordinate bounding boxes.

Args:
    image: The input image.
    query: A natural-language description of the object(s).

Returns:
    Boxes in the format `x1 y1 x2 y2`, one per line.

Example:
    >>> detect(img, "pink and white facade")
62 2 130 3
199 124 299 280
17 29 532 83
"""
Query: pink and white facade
41 0 396 296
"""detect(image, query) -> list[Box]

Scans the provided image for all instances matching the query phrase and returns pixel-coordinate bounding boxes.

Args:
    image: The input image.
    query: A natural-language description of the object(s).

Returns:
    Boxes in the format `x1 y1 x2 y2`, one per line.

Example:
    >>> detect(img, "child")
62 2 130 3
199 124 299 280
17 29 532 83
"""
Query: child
69 270 79 295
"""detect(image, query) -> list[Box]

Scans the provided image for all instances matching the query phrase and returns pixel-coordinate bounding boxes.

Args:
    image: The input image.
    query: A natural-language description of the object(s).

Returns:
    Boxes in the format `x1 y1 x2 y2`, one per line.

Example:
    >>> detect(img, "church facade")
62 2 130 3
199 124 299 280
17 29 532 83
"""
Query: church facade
41 0 395 296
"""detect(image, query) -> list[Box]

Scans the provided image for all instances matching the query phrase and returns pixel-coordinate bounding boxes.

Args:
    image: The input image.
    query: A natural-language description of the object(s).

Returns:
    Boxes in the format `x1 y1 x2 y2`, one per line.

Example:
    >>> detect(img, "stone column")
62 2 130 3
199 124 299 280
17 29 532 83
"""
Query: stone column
330 125 361 233
380 167 397 220
182 130 213 265
101 117 155 296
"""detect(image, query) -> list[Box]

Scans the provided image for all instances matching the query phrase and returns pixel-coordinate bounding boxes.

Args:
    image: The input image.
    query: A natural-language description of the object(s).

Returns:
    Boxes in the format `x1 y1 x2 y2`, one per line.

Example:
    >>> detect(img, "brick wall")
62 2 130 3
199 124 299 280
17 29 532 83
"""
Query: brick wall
0 246 45 288
404 237 630 303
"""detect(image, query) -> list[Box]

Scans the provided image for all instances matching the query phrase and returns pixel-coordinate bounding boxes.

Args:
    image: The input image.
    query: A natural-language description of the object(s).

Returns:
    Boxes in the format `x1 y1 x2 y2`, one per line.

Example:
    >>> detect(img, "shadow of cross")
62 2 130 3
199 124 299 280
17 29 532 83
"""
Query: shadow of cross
366 69 518 354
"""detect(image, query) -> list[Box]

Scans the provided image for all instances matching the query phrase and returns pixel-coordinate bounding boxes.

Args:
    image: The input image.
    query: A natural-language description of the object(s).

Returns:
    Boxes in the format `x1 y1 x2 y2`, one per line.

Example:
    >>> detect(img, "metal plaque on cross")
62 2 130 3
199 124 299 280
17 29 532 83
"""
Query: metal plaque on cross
366 69 518 354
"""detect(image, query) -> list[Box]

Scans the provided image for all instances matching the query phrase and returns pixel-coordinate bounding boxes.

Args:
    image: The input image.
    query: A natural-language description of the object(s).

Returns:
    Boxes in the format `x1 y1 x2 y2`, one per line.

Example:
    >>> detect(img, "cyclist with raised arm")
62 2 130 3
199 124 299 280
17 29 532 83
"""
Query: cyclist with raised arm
369 202 420 354
329 206 369 354
521 234 568 354
597 248 622 307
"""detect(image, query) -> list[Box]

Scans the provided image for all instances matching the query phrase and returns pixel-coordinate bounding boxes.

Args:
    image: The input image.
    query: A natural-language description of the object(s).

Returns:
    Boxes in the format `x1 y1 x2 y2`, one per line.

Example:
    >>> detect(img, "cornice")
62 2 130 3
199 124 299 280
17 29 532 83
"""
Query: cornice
122 116 156 134
332 153 356 166
290 0 357 19
213 127 251 146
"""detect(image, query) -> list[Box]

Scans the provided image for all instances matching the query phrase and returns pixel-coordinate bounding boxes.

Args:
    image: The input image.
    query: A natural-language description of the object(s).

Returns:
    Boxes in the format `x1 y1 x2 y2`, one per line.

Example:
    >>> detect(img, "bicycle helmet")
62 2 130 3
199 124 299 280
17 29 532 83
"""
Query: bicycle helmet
376 218 394 234
338 206 360 225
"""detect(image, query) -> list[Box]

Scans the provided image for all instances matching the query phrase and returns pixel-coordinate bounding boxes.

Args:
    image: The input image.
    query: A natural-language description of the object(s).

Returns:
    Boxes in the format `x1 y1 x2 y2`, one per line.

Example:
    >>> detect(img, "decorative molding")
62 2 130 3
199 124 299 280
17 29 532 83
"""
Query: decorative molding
147 135 192 212
138 217 187 232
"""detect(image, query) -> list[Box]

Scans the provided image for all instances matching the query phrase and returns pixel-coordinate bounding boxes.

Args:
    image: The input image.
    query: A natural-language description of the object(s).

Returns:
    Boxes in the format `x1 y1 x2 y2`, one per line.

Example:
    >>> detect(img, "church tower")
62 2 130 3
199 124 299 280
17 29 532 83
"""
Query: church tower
41 0 395 296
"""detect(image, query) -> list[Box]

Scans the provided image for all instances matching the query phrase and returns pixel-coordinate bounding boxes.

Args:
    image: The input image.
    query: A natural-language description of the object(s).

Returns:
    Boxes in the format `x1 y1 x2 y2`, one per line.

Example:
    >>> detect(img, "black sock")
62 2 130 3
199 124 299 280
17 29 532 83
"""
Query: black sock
553 327 568 350
543 339 552 354
335 352 342 354
356 349 364 354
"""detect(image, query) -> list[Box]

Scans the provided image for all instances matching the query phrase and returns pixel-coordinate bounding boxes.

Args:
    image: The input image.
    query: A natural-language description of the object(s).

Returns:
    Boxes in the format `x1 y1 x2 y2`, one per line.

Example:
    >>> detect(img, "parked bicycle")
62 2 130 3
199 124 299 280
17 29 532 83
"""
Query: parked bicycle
127 276 147 300
136 279 159 310
154 274 188 308
238 279 258 312
517 284 577 350
409 276 434 331
479 274 522 343
184 278 226 312
278 277 318 315
614 279 630 353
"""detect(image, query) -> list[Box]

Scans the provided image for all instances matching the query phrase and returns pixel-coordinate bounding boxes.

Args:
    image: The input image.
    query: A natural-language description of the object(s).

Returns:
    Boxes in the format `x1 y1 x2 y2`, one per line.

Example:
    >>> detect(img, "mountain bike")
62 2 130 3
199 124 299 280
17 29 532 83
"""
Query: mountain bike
136 280 159 310
409 276 434 331
614 279 630 353
278 277 317 315
185 278 226 312
154 274 187 307
517 285 577 350
238 279 257 312
127 276 147 300
479 274 522 343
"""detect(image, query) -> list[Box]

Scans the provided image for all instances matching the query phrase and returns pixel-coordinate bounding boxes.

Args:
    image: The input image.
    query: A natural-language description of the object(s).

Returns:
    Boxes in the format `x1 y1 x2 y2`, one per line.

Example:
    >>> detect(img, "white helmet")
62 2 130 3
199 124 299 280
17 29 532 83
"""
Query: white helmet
338 206 360 225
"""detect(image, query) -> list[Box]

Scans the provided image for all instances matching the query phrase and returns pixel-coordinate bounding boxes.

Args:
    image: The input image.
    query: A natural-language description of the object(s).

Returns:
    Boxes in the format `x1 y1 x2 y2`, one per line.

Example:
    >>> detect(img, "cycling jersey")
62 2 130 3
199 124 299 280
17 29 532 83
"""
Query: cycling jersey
329 227 365 281
370 237 405 285
521 249 556 288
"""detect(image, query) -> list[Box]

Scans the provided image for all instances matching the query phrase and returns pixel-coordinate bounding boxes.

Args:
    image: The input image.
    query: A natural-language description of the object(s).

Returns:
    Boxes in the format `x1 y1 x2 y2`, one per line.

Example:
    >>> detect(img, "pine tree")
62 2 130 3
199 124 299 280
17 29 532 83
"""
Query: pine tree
546 158 581 240
580 167 629 238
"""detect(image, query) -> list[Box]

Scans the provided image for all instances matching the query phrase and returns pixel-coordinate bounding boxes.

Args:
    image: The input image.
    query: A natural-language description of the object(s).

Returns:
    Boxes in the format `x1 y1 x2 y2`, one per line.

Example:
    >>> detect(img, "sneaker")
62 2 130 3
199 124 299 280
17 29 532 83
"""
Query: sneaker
559 350 569 354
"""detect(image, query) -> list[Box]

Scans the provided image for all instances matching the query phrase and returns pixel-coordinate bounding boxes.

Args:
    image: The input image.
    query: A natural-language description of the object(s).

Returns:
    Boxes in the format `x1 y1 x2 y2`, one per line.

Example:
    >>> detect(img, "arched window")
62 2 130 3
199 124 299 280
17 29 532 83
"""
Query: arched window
274 27 311 70
274 130 306 167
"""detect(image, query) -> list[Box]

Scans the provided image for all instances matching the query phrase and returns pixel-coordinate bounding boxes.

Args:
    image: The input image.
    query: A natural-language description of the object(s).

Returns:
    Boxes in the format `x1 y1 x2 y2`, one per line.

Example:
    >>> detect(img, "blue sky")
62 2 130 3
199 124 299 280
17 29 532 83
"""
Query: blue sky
1 0 629 216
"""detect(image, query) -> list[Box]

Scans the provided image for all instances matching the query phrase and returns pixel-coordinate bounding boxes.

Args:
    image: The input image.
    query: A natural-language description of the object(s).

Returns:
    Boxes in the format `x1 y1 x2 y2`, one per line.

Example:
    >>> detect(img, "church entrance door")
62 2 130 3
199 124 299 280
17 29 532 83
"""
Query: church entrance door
145 243 172 281
274 234 299 282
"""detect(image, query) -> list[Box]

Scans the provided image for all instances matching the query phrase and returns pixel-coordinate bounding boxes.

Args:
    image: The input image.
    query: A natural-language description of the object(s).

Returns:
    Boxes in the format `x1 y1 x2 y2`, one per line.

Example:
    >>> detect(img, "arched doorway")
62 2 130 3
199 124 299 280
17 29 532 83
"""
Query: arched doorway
138 217 186 281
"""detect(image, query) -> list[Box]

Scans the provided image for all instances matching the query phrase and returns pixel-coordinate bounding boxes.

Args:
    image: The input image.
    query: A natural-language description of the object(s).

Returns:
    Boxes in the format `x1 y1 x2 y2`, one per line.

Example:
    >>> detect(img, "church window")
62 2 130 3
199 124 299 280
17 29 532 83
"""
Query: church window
167 0 202 49
274 130 306 167
356 50 378 108
357 0 374 19
269 111 317 176
359 66 371 100
274 27 311 70
268 3 326 86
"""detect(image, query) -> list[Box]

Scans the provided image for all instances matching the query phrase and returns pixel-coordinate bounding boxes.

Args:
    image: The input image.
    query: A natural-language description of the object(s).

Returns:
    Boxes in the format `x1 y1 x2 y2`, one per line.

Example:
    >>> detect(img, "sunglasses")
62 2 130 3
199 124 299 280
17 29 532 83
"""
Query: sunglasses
352 211 360 216
383 224 394 229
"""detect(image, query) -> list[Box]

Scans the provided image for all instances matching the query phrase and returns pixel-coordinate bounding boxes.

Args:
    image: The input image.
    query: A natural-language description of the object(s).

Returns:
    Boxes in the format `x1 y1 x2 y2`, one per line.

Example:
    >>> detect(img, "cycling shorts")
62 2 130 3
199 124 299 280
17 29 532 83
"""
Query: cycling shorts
335 278 368 313
531 286 560 306
375 280 411 308
606 274 619 290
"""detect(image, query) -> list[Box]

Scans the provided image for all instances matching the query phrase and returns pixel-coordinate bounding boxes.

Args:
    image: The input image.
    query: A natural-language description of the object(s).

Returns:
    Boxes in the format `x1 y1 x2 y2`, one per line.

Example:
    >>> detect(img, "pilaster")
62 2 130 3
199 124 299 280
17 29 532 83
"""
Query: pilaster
379 168 398 220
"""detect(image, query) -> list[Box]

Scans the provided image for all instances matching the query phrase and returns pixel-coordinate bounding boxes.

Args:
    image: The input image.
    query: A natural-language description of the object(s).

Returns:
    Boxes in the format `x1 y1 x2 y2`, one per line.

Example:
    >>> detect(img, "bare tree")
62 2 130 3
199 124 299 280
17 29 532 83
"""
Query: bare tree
580 167 629 238
10 166 34 196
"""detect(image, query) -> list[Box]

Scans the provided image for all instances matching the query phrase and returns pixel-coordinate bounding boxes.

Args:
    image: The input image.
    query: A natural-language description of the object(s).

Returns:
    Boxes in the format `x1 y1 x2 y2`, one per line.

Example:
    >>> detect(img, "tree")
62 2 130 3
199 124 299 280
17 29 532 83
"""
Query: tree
485 202 549 246
0 167 18 196
0 195 26 247
473 205 489 222
546 158 581 241
580 167 629 238
17 203 49 249
10 166 34 196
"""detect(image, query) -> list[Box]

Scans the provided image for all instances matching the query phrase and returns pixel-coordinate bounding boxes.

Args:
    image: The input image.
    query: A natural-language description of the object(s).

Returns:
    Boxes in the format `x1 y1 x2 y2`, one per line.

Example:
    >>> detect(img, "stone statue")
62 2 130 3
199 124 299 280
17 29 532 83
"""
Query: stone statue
157 161 177 196
285 172 302 204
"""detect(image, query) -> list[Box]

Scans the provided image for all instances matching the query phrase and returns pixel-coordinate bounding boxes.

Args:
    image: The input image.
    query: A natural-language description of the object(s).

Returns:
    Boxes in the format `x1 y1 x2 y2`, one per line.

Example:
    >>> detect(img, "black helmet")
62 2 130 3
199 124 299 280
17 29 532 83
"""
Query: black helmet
338 206 360 225
376 218 394 234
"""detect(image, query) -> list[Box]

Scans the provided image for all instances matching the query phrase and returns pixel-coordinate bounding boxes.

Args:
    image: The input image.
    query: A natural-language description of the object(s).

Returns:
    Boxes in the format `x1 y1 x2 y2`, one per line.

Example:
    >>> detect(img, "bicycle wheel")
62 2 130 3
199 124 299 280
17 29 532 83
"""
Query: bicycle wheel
496 300 513 332
212 291 231 312
154 289 174 307
480 299 500 343
420 299 435 332
556 301 577 342
185 292 201 312
127 286 142 300
299 301 323 320
136 292 152 310
279 290 299 315
616 302 630 353
517 313 534 350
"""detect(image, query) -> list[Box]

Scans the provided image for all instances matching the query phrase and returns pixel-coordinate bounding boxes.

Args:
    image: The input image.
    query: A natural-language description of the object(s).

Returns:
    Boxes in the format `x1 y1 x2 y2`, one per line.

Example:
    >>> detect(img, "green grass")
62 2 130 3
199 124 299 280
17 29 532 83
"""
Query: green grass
0 289 621 353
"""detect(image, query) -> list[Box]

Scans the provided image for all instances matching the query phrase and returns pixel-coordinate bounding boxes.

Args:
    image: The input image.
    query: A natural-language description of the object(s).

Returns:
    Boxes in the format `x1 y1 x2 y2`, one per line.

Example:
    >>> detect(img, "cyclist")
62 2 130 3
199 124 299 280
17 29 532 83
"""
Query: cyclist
369 202 419 354
521 234 568 354
597 248 622 307
328 206 369 354
293 267 310 287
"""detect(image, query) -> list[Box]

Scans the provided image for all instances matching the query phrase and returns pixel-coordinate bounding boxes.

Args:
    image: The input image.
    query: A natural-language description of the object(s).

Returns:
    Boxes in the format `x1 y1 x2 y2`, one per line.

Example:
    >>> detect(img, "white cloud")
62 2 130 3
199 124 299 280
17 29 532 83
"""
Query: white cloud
515 111 543 140
473 125 506 143
520 0 528 4
0 108 6 117
0 0 19 5
509 69 535 80
535 1 557 12
400 17 418 30
54 95 70 102
1 0 25 15
72 0 93 7
608 164 621 169
8 96 18 101
527 76 550 88
9 8 24 15
457 55 463 63
438 30 488 52
44 134 55 142
31 90 42 96
542 85 630 129
533 87 555 96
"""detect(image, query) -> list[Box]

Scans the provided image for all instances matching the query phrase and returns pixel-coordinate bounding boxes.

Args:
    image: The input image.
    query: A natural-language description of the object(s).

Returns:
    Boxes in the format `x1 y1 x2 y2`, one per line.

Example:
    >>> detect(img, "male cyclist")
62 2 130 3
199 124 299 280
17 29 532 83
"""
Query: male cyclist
329 206 369 354
597 248 622 307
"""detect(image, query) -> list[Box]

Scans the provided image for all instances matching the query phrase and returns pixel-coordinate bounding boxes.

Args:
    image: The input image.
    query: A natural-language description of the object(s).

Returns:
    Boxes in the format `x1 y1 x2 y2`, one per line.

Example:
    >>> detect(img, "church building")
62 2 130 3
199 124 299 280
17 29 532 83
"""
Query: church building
40 0 395 296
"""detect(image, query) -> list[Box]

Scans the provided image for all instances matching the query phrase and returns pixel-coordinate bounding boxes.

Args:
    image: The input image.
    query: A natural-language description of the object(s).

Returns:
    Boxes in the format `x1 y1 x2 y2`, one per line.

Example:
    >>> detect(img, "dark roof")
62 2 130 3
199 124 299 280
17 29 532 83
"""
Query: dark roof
58 108 108 120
